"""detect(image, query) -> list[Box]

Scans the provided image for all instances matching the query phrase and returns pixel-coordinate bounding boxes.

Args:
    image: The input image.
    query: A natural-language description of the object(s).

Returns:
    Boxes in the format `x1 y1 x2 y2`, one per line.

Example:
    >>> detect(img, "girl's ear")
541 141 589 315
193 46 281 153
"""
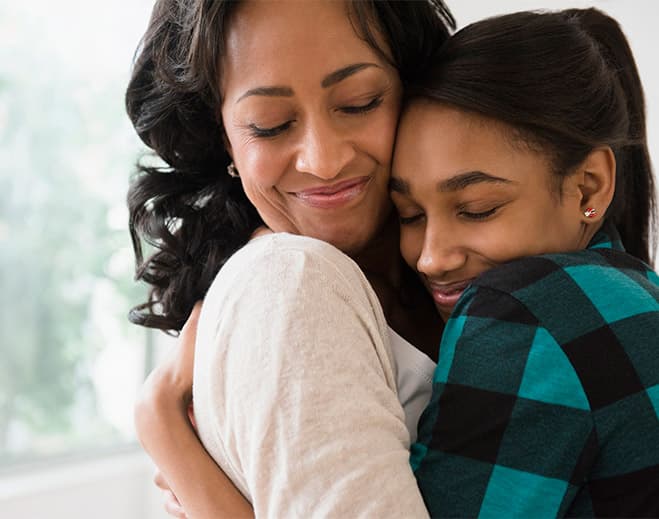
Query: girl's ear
575 147 616 223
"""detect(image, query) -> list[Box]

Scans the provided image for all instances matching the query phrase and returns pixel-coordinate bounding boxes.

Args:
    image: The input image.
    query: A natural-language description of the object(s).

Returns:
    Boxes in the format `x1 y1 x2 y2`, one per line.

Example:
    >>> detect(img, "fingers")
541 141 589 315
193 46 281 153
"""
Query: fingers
154 470 187 518
163 490 187 518
154 469 168 490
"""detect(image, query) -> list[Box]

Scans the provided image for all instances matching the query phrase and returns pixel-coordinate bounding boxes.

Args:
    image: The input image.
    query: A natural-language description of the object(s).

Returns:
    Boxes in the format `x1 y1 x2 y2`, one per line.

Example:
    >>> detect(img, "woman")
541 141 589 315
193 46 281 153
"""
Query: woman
140 6 659 519
128 0 454 517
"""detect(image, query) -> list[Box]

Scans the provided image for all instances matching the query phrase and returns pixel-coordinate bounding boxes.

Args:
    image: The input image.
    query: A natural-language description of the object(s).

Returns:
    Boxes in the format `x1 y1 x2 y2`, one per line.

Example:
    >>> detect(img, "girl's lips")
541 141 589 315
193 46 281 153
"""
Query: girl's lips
427 279 473 311
292 177 370 209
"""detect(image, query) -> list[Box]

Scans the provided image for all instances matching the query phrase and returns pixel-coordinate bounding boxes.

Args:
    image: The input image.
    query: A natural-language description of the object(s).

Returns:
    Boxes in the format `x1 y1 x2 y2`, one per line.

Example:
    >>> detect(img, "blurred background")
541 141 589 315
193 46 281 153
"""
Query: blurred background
0 1 656 518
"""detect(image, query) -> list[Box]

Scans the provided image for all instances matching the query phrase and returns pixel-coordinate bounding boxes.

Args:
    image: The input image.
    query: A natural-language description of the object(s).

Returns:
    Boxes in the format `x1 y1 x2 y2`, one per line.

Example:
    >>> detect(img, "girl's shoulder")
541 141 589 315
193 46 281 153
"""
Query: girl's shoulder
471 247 659 306
449 247 658 357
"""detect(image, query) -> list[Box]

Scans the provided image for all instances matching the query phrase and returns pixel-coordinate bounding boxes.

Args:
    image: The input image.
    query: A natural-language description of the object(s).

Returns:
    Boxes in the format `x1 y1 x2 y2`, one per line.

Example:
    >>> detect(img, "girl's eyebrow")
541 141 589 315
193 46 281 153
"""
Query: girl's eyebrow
389 177 410 194
390 171 515 194
438 171 515 192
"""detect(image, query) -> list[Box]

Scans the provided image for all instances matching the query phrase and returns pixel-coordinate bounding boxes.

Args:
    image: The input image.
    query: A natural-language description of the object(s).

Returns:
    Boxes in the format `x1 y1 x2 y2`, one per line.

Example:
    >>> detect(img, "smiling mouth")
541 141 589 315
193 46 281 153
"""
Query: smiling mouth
427 279 474 311
292 177 371 209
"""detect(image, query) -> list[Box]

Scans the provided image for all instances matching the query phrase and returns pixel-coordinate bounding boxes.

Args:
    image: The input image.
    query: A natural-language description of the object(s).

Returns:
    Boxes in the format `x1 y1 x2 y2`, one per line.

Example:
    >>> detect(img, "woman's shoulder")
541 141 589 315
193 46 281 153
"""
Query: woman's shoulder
204 232 365 298
202 232 383 326
218 232 362 281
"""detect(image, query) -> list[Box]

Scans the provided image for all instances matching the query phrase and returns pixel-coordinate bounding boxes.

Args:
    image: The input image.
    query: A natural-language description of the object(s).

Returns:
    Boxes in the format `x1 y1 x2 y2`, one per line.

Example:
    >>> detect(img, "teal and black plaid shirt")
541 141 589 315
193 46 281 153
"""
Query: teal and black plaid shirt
411 226 659 517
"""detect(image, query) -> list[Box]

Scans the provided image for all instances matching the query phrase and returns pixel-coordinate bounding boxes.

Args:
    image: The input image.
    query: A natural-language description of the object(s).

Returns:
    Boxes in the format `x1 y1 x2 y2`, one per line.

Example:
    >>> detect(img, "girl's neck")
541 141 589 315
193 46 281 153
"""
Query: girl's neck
353 212 403 285
354 214 443 362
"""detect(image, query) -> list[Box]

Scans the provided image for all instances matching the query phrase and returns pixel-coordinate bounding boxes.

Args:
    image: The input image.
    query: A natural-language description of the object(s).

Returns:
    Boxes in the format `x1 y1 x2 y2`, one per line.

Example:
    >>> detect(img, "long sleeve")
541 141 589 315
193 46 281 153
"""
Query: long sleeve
193 233 429 519
412 285 595 518
412 248 659 518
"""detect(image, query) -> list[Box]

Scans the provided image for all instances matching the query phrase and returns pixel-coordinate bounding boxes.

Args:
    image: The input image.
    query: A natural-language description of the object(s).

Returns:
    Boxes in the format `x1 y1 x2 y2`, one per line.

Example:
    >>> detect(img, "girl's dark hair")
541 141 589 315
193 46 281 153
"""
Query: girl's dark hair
409 8 655 264
126 0 455 332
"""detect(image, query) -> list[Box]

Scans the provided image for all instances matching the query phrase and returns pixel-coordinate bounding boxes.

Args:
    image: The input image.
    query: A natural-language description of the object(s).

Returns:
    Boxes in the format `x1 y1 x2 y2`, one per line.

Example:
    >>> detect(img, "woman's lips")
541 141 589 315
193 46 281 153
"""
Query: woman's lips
427 279 473 311
292 177 370 209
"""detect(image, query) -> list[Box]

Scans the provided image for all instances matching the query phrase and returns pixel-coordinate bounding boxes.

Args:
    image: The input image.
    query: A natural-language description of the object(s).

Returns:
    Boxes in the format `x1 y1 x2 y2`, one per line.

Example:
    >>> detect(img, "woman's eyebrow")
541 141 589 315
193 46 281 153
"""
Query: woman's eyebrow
321 62 380 88
237 63 380 104
237 86 294 103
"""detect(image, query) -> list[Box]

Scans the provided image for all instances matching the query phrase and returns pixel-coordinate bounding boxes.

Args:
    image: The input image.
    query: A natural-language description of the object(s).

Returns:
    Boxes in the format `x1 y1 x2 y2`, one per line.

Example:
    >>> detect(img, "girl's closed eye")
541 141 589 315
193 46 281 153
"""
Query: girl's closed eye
458 206 499 220
397 212 425 225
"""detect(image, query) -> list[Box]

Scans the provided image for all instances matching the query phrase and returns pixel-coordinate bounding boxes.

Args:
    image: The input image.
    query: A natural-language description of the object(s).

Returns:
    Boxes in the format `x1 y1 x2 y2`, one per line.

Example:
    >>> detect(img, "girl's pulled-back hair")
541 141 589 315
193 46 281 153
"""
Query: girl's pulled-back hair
410 8 655 264
126 0 454 332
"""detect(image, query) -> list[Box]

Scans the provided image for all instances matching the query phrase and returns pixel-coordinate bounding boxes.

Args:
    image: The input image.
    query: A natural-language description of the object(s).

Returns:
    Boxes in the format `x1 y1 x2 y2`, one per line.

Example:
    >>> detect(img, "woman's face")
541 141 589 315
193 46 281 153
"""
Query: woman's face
220 0 402 254
391 101 589 321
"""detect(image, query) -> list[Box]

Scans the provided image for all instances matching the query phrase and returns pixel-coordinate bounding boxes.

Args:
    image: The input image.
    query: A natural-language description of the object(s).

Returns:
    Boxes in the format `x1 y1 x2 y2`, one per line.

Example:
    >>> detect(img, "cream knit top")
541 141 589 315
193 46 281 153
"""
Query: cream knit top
193 233 433 518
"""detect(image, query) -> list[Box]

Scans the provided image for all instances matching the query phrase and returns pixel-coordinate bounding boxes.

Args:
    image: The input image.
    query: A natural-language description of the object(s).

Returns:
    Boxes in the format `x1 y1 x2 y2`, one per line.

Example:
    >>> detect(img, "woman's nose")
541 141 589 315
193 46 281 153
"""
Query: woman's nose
295 118 355 180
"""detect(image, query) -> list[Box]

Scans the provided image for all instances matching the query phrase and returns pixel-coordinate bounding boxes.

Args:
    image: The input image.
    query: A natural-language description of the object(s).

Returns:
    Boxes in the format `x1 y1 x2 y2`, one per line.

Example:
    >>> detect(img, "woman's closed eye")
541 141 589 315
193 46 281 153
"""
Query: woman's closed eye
245 93 385 139
248 121 293 138
339 96 383 115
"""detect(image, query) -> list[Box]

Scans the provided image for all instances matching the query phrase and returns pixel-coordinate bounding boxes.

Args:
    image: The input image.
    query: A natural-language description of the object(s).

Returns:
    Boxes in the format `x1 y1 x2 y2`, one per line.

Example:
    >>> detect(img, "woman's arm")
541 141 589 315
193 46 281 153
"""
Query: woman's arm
134 304 253 519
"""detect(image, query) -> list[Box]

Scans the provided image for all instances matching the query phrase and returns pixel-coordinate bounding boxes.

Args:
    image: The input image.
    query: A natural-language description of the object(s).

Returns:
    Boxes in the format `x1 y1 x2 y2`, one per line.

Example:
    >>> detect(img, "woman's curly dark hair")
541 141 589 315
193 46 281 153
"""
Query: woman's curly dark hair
126 0 455 332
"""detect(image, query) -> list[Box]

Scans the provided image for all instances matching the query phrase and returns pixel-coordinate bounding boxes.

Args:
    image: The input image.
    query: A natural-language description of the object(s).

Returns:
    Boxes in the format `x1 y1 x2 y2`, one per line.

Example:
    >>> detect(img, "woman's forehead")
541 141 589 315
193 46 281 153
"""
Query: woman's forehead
220 0 390 100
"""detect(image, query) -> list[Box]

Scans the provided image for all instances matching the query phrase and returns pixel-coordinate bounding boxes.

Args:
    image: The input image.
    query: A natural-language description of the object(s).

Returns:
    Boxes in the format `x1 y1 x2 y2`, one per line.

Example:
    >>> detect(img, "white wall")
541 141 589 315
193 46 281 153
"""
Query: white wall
0 451 168 519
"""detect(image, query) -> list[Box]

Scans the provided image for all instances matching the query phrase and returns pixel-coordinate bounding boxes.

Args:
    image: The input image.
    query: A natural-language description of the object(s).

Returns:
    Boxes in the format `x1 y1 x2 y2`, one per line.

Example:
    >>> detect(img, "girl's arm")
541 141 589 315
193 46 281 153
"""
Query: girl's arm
134 303 254 519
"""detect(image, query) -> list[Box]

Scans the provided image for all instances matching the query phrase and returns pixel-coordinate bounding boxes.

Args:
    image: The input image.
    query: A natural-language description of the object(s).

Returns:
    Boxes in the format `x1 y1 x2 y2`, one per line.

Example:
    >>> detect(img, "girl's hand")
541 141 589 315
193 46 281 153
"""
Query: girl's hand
134 302 254 519
148 301 201 413
155 469 187 518
135 303 201 516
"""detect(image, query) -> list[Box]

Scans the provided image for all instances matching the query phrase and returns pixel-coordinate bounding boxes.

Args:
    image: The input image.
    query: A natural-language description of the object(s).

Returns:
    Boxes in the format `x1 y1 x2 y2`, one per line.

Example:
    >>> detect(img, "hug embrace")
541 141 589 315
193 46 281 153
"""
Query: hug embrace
127 1 659 517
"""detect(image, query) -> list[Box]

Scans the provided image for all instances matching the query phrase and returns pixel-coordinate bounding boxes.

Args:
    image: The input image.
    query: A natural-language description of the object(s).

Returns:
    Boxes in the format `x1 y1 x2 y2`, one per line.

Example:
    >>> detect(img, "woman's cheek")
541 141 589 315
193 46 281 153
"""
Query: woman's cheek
239 141 291 188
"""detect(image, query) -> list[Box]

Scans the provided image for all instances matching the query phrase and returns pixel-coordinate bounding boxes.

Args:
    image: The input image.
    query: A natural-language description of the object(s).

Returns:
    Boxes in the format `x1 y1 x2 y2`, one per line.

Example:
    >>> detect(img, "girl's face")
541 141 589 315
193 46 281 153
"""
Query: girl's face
220 0 402 255
391 101 590 321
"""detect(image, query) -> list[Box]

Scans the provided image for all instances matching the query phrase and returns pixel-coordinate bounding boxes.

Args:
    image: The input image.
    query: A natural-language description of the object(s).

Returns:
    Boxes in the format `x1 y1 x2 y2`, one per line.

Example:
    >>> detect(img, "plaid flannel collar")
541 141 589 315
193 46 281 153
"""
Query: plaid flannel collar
588 224 624 252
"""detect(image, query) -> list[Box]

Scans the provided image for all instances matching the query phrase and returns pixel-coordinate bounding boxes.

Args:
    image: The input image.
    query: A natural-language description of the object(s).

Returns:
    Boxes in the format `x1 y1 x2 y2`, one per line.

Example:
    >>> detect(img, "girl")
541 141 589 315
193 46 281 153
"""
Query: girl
393 8 659 517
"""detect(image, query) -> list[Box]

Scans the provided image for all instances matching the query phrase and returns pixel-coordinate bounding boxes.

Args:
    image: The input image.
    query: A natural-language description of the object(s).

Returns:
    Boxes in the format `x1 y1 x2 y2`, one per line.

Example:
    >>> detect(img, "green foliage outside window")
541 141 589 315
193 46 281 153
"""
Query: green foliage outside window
0 0 153 465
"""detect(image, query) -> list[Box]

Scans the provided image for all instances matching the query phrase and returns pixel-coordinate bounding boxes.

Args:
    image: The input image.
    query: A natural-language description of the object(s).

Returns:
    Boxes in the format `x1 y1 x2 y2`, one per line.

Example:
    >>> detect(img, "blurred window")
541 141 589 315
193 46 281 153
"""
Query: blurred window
0 0 155 466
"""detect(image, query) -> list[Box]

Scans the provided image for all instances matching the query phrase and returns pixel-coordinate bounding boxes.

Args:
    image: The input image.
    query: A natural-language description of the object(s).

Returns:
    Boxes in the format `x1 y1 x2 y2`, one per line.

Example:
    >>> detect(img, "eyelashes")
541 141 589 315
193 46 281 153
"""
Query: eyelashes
397 206 503 226
459 207 499 220
248 121 292 138
339 96 383 115
398 214 424 225
246 96 384 139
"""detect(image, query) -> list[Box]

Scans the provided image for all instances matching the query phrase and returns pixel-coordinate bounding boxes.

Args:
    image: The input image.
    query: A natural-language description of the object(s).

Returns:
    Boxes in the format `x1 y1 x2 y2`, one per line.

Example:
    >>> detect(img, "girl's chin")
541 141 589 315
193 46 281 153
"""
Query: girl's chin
436 307 453 323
